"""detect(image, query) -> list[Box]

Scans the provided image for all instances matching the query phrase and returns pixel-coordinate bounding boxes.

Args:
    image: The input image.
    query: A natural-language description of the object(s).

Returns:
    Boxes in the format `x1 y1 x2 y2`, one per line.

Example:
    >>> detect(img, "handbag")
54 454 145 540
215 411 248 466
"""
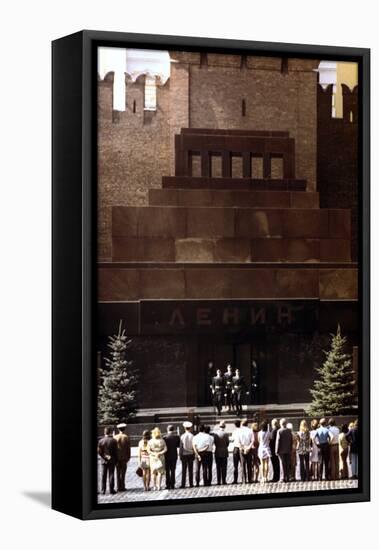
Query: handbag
136 466 143 477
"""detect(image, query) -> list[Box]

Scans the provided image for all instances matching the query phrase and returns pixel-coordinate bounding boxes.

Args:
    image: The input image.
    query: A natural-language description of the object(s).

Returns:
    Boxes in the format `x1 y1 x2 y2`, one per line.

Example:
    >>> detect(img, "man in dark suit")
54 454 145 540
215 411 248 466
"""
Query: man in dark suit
98 426 118 494
211 369 225 415
223 363 234 412
232 369 248 416
269 418 280 482
212 421 230 484
113 422 131 491
163 425 180 489
275 418 293 482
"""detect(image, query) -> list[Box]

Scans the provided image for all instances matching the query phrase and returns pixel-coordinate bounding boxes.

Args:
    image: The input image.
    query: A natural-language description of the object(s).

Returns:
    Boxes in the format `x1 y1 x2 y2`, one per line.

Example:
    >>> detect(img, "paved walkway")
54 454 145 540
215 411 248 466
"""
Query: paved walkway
97 456 358 504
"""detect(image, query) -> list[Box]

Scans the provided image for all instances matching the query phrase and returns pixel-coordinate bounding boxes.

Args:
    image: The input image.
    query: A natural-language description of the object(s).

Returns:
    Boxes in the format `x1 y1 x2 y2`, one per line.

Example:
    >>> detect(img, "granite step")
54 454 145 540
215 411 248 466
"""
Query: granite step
98 264 358 301
162 176 307 191
112 206 351 240
111 236 351 263
149 189 319 209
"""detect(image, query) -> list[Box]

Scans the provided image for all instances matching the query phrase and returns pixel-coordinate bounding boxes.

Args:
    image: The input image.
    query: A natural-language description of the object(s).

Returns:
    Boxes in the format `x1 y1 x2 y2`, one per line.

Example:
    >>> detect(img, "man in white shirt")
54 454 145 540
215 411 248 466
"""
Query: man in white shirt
239 419 253 483
180 421 194 488
193 424 211 486
328 418 340 480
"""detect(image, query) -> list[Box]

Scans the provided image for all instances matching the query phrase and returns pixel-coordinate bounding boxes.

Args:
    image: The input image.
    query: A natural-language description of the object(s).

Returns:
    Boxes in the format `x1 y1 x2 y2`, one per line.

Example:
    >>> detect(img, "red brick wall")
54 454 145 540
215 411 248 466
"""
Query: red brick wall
317 84 358 260
97 54 319 260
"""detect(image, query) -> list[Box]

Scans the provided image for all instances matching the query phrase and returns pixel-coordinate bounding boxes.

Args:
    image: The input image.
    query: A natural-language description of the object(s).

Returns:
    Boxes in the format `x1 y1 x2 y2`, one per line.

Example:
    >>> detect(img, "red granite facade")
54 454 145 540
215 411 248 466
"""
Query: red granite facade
97 51 359 409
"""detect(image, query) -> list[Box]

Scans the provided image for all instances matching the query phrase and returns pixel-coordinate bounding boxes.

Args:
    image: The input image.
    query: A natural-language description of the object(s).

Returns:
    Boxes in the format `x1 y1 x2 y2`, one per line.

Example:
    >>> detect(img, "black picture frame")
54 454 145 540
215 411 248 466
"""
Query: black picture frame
52 30 370 520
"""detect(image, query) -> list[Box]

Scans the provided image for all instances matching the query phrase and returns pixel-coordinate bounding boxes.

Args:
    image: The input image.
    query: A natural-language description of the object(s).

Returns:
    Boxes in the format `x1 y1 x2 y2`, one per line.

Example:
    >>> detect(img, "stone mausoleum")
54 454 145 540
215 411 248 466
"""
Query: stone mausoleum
97 51 359 412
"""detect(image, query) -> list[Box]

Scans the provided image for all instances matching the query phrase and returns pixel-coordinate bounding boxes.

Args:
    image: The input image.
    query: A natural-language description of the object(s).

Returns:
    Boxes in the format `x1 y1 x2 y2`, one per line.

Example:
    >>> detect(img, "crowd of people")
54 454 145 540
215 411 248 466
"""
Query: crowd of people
97 417 359 494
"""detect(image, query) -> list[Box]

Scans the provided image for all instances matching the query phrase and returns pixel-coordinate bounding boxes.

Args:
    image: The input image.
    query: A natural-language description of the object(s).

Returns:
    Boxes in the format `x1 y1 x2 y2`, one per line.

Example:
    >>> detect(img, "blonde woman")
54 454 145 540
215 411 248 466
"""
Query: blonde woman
138 430 151 491
339 424 349 479
148 427 167 490
297 419 311 481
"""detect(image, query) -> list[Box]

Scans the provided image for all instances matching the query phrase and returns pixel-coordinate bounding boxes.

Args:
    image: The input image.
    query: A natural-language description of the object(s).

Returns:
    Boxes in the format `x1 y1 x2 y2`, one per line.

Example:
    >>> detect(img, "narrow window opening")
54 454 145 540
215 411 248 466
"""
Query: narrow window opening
251 156 263 179
211 154 222 177
191 153 201 177
231 155 243 178
271 156 284 179
200 52 208 67
281 57 289 74
132 100 136 113
242 98 246 117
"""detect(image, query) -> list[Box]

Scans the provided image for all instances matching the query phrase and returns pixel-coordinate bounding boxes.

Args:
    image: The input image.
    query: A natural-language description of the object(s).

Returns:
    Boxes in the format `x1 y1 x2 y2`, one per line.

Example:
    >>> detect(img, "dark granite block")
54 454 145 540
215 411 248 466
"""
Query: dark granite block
231 269 276 298
250 238 287 262
148 189 179 206
245 191 290 208
175 239 214 262
328 210 351 239
112 237 144 261
282 209 329 238
319 269 358 299
112 237 175 262
275 269 319 298
286 239 320 262
98 268 140 301
214 238 251 262
138 207 187 238
139 269 186 299
112 207 138 237
144 238 176 261
187 207 235 238
290 192 319 209
185 268 231 298
235 210 283 238
178 189 213 207
320 239 351 262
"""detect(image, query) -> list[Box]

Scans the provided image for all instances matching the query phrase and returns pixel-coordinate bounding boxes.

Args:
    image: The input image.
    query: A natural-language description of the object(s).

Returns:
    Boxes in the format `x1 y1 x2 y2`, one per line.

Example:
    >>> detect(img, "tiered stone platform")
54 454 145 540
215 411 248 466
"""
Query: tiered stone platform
99 128 357 303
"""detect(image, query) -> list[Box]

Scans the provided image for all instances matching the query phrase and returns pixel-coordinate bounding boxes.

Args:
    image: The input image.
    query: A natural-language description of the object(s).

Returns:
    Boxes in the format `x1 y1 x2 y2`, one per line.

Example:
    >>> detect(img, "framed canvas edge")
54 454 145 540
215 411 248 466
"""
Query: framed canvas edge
53 30 370 520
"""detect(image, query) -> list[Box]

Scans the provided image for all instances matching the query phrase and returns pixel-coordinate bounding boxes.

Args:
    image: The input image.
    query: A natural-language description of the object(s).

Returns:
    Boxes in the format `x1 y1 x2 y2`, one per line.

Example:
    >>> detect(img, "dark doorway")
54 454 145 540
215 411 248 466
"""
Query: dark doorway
197 335 270 406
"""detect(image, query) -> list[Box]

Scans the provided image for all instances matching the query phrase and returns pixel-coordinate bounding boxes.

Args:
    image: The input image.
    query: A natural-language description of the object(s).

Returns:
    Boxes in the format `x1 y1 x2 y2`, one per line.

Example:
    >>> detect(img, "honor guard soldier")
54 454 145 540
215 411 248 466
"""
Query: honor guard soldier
250 360 260 404
232 369 249 416
207 361 214 405
211 369 224 415
223 363 234 412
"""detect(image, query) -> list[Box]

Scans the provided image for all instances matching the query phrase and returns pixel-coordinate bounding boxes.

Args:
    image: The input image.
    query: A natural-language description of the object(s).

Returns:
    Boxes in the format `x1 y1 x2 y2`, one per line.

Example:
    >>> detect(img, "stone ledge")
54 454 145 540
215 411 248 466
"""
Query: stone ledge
98 266 358 301
112 237 351 263
112 206 351 240
149 189 320 209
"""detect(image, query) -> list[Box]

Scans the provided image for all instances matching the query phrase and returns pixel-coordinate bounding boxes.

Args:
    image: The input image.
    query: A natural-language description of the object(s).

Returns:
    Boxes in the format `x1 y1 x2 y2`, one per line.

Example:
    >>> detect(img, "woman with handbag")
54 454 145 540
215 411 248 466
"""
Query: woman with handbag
138 430 151 491
148 427 168 491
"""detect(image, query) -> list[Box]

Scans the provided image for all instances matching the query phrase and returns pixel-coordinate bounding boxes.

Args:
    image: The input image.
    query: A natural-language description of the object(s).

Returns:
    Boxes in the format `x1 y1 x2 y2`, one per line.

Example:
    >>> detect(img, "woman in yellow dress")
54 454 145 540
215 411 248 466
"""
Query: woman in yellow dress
148 427 167 491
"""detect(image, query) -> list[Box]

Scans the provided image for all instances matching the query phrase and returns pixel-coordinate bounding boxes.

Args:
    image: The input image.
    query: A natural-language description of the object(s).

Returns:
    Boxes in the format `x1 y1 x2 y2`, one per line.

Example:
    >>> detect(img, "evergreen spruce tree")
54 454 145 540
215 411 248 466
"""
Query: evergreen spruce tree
309 325 355 416
98 321 137 426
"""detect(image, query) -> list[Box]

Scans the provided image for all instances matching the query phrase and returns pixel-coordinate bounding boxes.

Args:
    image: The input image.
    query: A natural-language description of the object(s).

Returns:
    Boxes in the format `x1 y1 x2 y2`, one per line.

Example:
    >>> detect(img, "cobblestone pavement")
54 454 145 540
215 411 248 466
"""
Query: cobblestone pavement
97 457 358 504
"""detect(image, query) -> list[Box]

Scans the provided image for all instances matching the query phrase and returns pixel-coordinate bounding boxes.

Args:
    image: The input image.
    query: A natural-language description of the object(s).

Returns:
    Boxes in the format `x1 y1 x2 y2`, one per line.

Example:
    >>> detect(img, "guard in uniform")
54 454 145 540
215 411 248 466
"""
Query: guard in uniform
223 363 234 412
232 369 249 416
211 369 224 415
250 360 260 404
